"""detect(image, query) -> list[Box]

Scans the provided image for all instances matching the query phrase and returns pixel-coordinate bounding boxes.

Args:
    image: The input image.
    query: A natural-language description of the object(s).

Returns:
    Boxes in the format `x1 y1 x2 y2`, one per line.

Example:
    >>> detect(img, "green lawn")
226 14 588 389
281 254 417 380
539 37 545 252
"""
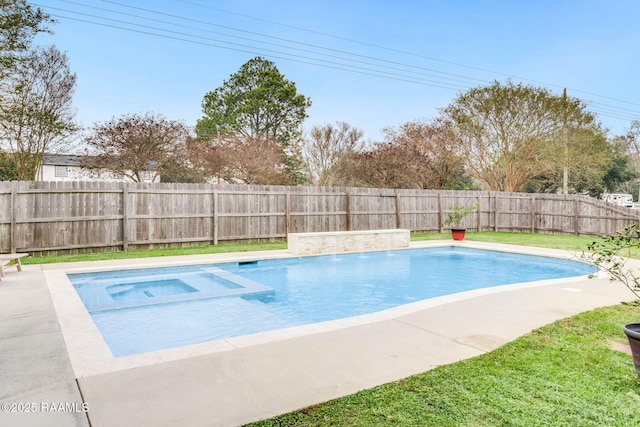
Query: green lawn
21 231 609 265
247 304 640 427
411 231 601 251
21 241 288 265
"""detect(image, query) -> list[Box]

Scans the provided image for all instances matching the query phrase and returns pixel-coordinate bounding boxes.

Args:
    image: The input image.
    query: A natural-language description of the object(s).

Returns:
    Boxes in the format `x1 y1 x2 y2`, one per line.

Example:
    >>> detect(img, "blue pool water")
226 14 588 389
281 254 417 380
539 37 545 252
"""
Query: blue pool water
68 247 595 357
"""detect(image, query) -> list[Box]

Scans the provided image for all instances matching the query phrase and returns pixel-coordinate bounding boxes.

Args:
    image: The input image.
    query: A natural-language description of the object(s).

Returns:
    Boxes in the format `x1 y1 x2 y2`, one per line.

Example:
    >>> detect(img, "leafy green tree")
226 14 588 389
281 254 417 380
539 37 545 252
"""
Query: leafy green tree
158 156 205 183
444 81 598 192
283 135 308 185
600 136 639 195
0 45 77 180
196 57 311 184
0 150 17 180
196 57 311 143
522 126 612 195
1 0 53 70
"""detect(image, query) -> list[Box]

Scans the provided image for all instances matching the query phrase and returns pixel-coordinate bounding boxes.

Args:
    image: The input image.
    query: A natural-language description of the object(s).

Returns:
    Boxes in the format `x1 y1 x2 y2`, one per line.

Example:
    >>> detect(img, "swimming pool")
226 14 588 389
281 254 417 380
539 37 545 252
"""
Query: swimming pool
68 246 595 357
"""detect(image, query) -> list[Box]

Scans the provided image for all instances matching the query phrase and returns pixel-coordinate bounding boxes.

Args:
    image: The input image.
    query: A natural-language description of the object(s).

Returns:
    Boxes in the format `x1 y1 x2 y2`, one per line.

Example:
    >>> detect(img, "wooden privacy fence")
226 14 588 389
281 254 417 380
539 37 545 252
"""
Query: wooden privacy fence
1 181 638 255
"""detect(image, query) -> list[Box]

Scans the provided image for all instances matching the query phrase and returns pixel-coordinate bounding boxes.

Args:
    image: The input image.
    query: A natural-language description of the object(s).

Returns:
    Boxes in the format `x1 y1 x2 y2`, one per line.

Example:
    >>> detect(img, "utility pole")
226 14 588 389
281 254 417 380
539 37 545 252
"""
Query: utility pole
562 88 569 195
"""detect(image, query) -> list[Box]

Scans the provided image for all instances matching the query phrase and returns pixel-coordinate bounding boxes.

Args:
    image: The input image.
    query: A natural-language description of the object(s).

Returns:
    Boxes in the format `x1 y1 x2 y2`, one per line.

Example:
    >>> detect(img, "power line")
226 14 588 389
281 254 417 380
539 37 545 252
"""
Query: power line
585 105 640 122
46 13 468 91
36 1 640 126
175 0 640 111
92 0 489 86
42 2 483 88
173 0 525 80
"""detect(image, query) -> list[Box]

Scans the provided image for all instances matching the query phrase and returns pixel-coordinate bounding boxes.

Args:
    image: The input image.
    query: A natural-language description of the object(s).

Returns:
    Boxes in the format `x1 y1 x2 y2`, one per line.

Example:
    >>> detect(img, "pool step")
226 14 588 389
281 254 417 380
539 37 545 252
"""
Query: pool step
200 267 275 299
85 268 275 313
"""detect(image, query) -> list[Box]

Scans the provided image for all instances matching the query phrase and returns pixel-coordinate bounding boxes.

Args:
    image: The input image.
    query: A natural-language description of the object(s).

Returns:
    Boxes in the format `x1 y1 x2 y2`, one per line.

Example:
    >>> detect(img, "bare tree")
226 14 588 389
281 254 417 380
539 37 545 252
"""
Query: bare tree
85 113 190 182
188 134 289 185
221 135 290 185
186 136 225 182
302 121 365 185
328 143 421 189
625 120 640 168
382 118 466 189
328 118 469 190
0 45 77 180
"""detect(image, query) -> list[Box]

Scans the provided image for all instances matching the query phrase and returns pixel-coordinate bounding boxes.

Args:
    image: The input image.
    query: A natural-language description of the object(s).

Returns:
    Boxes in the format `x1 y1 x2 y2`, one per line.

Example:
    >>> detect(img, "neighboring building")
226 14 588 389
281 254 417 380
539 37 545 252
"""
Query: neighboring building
36 154 159 183
602 193 634 208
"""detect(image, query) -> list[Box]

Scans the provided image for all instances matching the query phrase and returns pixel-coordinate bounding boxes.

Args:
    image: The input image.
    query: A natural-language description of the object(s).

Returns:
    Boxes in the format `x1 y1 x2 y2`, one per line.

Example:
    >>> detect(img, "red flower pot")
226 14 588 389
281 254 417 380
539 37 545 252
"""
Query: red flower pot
451 228 466 241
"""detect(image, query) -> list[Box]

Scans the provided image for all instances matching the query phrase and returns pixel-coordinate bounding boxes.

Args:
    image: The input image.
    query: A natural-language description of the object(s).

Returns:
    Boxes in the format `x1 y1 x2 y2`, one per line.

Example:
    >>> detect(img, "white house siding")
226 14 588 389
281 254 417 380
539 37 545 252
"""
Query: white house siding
37 154 159 183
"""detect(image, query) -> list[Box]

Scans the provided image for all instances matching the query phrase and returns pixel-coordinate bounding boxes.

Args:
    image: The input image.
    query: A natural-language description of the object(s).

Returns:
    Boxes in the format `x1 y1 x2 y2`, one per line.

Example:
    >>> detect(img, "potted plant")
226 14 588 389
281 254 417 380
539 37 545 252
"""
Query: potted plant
444 203 478 241
582 224 640 379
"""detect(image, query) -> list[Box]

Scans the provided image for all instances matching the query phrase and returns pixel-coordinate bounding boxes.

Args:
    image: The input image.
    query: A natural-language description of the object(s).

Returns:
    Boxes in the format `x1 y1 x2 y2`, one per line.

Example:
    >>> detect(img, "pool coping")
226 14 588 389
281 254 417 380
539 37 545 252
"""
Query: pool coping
43 240 599 379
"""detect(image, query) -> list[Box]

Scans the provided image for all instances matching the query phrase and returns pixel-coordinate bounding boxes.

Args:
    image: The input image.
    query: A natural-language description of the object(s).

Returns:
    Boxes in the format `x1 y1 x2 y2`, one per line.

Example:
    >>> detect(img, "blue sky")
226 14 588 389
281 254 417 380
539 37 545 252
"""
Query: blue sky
33 0 640 143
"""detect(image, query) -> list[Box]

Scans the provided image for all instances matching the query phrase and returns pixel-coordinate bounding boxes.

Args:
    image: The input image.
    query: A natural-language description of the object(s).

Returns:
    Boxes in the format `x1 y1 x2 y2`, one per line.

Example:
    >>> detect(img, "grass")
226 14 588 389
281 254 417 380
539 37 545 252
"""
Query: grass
21 231 613 265
415 231 640 258
411 231 602 251
21 241 288 265
246 303 640 426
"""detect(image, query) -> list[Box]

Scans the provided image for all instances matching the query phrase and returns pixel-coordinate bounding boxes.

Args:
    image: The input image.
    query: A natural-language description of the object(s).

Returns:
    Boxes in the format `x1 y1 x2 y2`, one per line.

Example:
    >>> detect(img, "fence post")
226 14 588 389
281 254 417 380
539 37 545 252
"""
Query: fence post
395 192 402 229
10 182 16 253
212 190 219 245
122 184 129 252
530 195 536 233
437 193 443 233
493 192 499 232
476 196 482 232
285 191 291 239
574 198 580 235
346 192 352 231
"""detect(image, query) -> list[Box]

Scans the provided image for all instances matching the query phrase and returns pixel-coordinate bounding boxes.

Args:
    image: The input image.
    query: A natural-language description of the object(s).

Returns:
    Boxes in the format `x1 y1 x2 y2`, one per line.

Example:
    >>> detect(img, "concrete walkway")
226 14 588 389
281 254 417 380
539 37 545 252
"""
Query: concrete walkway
1 242 638 427
0 264 89 427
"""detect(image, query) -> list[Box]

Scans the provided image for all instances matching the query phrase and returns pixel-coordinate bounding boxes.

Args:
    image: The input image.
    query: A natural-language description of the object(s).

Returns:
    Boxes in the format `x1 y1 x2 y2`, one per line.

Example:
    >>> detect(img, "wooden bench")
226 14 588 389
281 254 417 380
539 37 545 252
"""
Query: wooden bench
0 253 29 280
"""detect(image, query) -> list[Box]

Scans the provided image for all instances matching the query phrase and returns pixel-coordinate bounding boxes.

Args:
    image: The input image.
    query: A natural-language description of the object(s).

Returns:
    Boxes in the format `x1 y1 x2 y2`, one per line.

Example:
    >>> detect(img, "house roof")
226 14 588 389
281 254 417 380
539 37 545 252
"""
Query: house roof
42 154 158 170
42 154 85 166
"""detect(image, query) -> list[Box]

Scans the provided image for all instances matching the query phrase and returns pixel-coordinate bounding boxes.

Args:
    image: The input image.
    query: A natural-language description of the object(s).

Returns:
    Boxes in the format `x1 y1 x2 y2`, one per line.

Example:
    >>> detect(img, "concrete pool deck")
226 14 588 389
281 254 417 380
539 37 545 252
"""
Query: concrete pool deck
1 240 638 427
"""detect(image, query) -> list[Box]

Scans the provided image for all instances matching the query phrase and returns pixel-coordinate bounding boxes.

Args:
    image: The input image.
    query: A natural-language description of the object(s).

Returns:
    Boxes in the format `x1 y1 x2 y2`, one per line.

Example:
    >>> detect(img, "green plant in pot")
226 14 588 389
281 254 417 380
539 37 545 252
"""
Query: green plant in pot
581 224 640 379
444 203 478 241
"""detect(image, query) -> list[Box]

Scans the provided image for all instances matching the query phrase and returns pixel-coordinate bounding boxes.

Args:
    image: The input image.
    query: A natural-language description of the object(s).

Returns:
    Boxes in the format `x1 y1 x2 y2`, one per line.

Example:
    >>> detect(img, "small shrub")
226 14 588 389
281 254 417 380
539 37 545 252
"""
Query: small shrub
582 224 640 299
444 203 479 228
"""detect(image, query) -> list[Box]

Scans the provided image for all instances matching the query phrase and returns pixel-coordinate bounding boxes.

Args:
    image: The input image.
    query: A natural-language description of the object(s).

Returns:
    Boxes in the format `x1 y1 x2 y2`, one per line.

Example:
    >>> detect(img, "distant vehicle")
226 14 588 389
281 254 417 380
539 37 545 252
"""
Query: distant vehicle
602 193 634 208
